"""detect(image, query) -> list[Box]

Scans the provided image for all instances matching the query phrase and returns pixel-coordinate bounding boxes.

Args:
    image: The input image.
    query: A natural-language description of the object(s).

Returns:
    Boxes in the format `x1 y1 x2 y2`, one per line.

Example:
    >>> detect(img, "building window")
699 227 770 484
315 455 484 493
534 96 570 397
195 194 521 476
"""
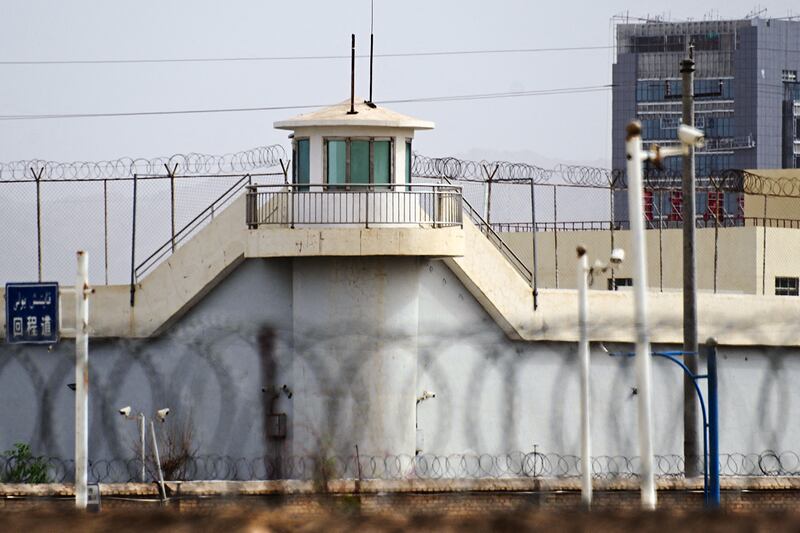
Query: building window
327 140 347 184
782 70 798 82
350 140 370 184
775 277 799 296
405 140 412 184
373 140 391 185
324 138 394 185
608 278 633 291
293 138 310 190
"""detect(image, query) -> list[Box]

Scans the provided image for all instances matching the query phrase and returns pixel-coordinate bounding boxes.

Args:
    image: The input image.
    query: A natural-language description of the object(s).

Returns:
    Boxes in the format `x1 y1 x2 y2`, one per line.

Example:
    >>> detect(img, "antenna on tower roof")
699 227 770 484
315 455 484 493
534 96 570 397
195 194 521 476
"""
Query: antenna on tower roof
366 0 377 108
348 34 358 115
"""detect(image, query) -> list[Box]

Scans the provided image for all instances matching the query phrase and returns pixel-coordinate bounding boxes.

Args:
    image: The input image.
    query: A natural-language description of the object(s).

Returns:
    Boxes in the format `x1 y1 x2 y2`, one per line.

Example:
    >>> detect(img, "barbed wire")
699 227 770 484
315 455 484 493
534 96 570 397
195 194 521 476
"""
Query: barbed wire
0 145 287 182
5 451 800 483
554 164 623 187
739 170 800 198
412 153 552 184
413 154 800 198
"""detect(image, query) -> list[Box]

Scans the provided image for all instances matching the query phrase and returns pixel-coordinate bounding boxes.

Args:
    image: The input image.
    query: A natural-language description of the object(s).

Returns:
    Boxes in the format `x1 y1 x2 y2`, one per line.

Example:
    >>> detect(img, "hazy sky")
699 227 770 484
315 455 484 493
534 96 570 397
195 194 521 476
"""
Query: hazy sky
2 1 798 168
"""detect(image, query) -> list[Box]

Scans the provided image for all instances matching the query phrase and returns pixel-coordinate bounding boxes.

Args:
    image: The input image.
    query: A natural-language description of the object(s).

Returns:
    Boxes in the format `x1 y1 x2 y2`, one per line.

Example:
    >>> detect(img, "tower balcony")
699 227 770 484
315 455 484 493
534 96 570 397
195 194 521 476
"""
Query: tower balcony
245 183 462 229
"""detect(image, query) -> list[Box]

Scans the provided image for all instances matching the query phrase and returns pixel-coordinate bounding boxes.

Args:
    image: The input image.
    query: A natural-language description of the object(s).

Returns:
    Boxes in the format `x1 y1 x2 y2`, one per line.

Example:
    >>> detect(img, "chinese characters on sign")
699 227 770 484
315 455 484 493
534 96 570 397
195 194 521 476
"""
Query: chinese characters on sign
5 283 59 344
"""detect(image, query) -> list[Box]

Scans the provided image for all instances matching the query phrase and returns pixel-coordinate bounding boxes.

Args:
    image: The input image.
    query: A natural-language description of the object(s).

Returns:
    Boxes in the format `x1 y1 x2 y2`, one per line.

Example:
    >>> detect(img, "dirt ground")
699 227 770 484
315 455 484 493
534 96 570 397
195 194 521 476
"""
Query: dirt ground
3 507 800 533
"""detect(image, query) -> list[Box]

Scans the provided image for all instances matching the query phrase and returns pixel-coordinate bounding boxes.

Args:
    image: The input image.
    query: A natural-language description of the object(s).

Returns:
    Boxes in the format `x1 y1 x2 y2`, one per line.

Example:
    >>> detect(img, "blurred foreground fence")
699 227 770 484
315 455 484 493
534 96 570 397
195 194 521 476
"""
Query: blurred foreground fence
5 451 800 484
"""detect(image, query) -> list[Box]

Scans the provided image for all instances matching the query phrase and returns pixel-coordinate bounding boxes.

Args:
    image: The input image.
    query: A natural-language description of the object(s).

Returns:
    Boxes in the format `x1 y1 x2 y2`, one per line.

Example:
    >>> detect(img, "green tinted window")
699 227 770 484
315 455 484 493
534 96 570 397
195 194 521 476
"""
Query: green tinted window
327 140 346 184
373 141 391 185
350 140 370 184
296 139 310 185
405 141 412 184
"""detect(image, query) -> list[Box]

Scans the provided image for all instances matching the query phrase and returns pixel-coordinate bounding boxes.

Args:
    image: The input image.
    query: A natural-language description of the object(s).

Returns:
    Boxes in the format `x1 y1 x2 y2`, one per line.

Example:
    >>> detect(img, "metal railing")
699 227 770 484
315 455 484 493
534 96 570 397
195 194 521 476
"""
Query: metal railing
245 183 463 228
134 174 253 283
460 196 533 285
492 216 800 233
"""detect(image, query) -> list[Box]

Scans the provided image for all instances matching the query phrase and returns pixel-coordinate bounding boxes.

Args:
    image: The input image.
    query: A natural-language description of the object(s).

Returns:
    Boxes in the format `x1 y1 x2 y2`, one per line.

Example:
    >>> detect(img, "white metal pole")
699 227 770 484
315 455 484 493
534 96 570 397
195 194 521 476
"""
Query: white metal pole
150 420 167 501
139 413 146 482
75 251 89 509
576 247 592 508
624 122 657 510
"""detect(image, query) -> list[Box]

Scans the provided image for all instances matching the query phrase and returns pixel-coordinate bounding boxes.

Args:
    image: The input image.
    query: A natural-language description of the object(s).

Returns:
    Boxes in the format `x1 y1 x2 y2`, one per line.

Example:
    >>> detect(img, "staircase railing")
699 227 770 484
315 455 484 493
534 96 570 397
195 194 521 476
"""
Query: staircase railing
133 174 252 284
431 176 532 285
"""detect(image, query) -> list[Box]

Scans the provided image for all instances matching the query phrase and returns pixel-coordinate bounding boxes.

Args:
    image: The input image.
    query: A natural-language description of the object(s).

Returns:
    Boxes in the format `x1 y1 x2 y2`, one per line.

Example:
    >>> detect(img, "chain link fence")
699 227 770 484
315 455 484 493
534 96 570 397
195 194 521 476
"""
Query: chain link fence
413 155 800 295
0 147 287 286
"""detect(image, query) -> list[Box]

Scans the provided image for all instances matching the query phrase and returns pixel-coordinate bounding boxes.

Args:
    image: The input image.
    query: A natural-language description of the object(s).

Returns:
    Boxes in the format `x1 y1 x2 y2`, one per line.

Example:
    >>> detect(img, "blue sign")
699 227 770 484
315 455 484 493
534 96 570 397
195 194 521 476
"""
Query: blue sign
5 283 59 344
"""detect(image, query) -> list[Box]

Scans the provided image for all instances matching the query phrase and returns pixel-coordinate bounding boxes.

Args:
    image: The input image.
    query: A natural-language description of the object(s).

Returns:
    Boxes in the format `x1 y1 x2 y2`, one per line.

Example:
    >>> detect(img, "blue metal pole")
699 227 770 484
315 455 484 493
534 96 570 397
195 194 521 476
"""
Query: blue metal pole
707 338 720 507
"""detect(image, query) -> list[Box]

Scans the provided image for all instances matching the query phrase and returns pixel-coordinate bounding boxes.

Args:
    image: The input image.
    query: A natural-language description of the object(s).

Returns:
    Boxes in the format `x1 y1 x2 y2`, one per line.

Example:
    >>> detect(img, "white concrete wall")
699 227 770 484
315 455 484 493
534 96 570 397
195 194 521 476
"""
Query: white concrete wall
1 256 800 476
291 257 419 458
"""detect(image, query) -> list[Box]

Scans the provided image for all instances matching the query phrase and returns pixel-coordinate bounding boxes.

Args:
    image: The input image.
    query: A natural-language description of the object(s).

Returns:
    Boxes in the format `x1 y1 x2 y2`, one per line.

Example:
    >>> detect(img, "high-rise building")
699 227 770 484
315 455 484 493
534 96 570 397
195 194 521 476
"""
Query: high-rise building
612 17 800 223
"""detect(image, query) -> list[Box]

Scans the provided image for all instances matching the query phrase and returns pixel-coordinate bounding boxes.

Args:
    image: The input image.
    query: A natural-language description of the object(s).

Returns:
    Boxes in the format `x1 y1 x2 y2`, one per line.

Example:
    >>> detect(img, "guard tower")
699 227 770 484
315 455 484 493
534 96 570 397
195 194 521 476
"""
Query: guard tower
275 97 434 188
245 98 459 229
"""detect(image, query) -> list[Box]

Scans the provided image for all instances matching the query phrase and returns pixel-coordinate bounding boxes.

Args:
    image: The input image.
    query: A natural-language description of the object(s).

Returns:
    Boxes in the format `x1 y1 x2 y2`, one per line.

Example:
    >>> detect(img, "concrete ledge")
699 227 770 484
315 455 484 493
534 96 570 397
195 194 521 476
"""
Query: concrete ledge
245 226 464 258
4 477 800 498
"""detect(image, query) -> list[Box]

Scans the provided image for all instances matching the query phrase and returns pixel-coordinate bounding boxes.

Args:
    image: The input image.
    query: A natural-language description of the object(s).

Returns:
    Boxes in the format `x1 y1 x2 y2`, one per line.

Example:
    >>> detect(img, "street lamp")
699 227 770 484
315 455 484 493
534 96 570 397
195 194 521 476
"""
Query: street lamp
576 246 624 509
625 120 705 510
117 406 169 486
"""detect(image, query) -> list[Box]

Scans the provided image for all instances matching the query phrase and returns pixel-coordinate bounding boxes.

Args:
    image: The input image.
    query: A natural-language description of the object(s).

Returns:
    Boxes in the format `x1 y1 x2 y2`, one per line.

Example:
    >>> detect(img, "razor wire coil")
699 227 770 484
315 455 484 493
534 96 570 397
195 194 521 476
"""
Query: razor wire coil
6 451 800 483
0 145 287 181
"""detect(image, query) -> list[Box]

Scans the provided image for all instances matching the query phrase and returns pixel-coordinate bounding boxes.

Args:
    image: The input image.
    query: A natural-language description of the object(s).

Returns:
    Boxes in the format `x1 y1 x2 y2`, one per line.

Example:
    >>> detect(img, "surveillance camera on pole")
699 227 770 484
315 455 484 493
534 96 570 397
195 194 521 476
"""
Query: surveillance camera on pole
575 245 624 509
624 118 705 510
156 408 170 422
118 405 146 482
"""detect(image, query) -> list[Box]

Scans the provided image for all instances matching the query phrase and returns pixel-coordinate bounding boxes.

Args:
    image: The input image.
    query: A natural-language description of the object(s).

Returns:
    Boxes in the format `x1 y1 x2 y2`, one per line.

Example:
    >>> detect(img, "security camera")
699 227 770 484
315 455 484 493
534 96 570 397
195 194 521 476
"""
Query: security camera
281 384 293 399
119 406 132 417
610 248 625 265
156 408 170 422
677 124 705 148
417 391 436 404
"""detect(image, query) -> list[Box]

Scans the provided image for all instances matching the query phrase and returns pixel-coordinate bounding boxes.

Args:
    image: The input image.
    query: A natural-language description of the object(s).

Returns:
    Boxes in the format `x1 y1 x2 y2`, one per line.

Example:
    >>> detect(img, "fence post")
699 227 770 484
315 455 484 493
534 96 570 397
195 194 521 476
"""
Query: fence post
32 167 43 282
482 164 497 224
130 174 137 307
530 178 538 310
166 164 178 253
761 195 768 295
279 158 289 185
103 179 109 285
246 185 255 229
433 187 440 228
553 185 559 288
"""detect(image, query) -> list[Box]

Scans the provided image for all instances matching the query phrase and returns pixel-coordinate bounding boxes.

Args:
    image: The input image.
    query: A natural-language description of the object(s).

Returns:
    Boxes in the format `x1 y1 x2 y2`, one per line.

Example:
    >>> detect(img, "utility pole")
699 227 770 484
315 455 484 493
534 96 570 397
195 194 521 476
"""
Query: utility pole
625 122 657 510
75 251 90 509
576 246 592 508
681 46 701 479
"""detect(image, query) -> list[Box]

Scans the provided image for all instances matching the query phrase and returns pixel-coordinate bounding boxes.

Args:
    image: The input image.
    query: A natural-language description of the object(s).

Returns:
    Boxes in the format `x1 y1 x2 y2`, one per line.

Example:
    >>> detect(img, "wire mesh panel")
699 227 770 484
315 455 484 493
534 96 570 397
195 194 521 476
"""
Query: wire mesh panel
133 178 173 278
39 181 106 284
0 182 39 282
105 180 134 285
